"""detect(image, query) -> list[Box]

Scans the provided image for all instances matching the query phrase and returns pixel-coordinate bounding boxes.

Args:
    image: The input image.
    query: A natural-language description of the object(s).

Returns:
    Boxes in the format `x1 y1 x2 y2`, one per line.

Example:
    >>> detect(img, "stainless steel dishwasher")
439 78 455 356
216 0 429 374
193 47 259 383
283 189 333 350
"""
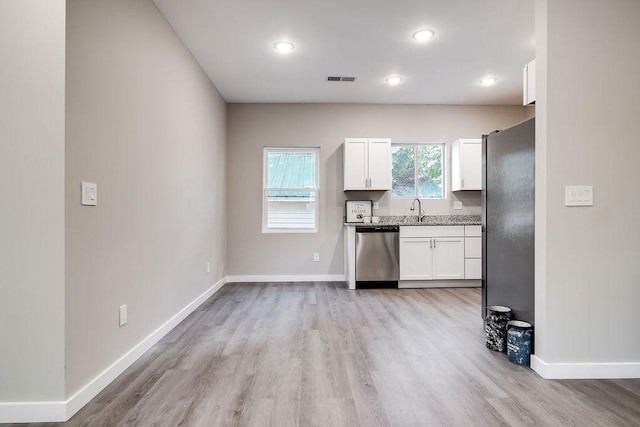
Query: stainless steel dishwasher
355 225 399 287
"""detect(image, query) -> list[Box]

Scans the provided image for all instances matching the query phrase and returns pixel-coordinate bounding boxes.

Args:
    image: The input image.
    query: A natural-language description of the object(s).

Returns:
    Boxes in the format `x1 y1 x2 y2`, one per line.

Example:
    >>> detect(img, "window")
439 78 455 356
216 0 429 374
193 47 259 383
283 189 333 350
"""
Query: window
391 143 444 198
263 147 319 233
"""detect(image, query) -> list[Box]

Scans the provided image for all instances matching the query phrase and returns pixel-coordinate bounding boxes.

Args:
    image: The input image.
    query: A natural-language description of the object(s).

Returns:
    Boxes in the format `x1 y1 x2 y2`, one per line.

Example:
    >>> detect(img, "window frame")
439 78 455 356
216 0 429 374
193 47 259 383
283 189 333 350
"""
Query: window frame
262 146 320 233
390 142 446 199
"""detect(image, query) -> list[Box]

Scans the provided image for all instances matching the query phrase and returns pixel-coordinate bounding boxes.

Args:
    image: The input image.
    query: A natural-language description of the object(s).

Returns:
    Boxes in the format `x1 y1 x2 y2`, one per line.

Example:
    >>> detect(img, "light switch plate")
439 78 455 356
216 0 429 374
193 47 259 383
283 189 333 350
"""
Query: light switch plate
565 185 593 206
81 182 97 206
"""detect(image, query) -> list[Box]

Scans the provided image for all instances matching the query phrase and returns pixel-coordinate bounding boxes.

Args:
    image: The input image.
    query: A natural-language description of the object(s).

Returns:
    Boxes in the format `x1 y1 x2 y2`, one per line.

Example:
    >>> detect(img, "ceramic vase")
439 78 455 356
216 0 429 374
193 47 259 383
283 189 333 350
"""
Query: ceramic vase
485 305 512 352
507 320 533 366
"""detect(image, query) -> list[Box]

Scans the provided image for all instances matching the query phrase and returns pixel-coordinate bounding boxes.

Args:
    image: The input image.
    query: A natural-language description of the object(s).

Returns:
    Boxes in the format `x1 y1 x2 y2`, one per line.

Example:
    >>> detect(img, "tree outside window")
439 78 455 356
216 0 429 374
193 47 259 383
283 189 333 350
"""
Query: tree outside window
392 144 444 198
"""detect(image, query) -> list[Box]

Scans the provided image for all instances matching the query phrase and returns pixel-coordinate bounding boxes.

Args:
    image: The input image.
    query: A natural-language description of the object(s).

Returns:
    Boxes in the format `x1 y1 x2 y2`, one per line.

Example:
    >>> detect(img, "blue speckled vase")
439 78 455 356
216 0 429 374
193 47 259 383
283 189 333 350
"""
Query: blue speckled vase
485 306 512 352
507 320 533 366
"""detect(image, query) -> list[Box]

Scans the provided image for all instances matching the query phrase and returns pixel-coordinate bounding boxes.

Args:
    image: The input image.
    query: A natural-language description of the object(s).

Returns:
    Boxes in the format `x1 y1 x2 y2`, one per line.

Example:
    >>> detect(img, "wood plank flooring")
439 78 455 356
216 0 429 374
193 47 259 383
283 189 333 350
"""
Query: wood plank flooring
18 283 640 426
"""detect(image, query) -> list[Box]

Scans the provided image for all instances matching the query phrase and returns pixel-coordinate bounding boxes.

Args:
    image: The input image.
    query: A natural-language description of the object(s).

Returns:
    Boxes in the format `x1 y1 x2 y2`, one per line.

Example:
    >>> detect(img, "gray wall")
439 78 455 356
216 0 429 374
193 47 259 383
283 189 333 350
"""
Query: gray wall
227 104 529 277
535 0 640 364
0 0 66 401
65 0 227 396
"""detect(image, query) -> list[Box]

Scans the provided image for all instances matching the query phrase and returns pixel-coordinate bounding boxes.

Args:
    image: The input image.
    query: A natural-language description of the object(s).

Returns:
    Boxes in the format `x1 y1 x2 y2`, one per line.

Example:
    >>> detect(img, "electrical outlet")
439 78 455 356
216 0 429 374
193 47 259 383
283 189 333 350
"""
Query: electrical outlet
206 262 211 274
373 202 379 210
119 304 127 327
453 201 463 210
313 253 320 262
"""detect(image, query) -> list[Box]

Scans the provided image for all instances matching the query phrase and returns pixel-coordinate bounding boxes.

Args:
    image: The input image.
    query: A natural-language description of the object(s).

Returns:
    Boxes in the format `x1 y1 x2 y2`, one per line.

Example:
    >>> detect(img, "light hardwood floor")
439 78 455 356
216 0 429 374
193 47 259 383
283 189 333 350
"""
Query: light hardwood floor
20 283 640 426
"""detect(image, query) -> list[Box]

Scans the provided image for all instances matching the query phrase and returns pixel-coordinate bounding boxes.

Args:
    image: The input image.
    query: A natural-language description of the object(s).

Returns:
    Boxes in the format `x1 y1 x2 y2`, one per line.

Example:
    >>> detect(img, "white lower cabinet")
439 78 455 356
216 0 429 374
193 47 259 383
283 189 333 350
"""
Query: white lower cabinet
465 259 482 280
432 237 465 279
464 225 482 279
399 226 465 281
399 238 433 280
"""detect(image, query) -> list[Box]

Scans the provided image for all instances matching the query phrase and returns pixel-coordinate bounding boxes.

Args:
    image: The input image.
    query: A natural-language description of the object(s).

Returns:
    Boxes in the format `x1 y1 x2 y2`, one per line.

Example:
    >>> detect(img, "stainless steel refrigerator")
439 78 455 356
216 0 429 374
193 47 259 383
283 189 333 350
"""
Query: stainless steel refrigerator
482 118 535 324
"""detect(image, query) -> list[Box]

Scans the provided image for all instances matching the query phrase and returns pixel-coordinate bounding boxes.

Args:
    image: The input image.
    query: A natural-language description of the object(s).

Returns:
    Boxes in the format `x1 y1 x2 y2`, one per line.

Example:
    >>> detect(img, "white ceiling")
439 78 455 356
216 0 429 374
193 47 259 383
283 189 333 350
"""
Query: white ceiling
153 0 535 105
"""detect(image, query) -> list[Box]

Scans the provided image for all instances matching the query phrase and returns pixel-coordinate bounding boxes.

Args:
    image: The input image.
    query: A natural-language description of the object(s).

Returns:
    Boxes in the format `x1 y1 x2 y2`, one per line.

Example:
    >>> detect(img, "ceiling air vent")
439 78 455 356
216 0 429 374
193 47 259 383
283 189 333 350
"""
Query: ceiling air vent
326 76 357 82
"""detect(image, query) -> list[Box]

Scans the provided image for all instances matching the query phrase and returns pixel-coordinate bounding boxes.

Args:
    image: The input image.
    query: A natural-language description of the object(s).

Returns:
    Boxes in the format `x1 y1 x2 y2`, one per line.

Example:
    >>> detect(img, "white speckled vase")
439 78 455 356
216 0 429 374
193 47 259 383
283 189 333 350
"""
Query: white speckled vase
485 305 512 352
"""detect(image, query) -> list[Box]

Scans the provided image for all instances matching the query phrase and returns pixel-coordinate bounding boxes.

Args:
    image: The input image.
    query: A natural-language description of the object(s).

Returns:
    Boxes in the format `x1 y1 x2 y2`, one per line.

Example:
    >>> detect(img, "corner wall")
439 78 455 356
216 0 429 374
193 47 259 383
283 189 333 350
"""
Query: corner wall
65 0 227 397
227 104 529 278
0 0 66 403
534 0 640 377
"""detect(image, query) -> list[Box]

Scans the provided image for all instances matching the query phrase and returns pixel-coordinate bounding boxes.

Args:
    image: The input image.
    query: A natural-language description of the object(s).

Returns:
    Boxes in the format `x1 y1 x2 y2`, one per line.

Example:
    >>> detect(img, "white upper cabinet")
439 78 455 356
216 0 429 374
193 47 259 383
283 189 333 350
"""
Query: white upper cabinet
343 138 392 190
367 139 392 190
343 138 368 190
451 139 482 191
523 59 536 105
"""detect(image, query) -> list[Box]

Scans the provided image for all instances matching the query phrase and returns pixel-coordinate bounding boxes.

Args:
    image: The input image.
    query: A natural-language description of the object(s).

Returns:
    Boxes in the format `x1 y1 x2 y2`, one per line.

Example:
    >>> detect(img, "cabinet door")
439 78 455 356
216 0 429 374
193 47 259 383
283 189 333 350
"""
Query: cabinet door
344 138 368 190
399 238 432 280
451 139 481 191
464 237 482 258
432 237 465 279
367 138 392 190
460 141 482 190
465 258 482 279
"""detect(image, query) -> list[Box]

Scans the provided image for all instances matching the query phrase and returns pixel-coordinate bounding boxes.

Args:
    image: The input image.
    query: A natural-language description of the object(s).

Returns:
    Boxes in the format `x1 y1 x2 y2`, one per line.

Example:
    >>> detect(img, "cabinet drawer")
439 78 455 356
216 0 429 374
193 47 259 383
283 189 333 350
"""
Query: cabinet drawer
465 237 482 258
465 225 481 237
400 225 464 238
465 258 482 279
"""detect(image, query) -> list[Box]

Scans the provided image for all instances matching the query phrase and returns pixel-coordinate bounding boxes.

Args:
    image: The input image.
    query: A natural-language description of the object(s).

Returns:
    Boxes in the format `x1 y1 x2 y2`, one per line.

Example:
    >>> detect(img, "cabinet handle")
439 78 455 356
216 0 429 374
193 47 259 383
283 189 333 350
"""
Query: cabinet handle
433 239 437 248
429 239 433 249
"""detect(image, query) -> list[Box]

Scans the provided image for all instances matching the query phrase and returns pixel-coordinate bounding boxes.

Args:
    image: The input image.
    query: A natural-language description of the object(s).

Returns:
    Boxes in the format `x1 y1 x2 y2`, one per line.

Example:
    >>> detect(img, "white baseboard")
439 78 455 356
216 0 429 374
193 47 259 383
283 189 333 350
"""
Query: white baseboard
0 401 67 423
0 277 227 424
531 355 640 379
398 279 481 289
226 274 345 283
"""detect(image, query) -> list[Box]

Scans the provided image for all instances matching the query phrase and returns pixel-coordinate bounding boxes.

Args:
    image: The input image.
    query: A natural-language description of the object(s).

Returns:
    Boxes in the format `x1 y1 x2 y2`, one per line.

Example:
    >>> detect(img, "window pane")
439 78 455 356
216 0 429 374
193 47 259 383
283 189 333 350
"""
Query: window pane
266 190 316 229
263 147 319 232
392 146 416 197
417 145 443 198
267 152 316 189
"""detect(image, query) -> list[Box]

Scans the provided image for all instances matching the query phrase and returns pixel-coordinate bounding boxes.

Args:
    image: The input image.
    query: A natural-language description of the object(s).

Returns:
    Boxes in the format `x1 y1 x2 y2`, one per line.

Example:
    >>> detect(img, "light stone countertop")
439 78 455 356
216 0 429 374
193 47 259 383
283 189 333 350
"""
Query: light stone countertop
344 214 481 227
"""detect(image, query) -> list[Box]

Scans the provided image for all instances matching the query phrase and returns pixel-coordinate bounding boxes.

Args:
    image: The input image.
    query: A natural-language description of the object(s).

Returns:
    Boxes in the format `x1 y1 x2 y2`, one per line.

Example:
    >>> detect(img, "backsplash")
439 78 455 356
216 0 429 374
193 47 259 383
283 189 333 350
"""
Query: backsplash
344 190 482 217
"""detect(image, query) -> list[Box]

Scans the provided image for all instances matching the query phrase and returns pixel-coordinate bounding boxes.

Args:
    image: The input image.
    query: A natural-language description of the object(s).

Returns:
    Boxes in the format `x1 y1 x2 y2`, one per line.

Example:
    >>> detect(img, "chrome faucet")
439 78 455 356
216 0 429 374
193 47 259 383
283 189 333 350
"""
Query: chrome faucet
410 198 424 222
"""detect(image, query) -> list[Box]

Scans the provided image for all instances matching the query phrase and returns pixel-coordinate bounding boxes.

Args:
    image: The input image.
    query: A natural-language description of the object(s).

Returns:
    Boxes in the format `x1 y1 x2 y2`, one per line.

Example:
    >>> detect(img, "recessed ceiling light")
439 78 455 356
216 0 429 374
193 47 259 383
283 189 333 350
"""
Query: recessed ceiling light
479 77 497 86
385 76 403 86
273 41 294 53
413 29 435 41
